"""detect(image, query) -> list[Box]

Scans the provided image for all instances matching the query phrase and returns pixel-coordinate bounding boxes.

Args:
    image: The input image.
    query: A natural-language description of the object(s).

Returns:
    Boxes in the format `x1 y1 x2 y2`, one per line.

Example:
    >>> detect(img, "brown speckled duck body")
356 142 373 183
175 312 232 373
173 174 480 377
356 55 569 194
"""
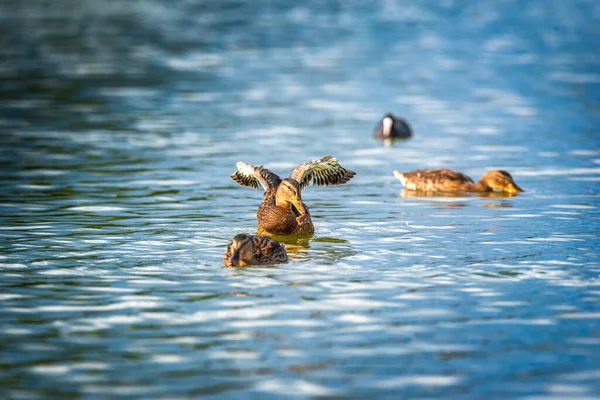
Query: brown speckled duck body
257 184 314 235
393 168 523 193
230 156 355 236
224 233 288 267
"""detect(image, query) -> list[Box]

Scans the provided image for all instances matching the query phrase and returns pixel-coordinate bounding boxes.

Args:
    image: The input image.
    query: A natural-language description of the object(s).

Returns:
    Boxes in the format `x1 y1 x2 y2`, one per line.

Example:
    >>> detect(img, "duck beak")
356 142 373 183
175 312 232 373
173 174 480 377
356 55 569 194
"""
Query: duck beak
506 182 524 193
228 251 241 266
291 196 307 215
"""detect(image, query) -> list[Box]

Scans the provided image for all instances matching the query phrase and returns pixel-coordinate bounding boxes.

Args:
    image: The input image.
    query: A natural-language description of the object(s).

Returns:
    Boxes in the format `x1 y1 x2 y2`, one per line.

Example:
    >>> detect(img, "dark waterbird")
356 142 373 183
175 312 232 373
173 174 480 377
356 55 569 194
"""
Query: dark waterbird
373 113 413 140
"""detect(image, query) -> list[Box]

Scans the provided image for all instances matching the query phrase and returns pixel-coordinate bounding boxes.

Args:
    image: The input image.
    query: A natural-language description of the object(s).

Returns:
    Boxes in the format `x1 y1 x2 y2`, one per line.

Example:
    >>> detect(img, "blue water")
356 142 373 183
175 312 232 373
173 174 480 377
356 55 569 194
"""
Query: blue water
1 0 599 398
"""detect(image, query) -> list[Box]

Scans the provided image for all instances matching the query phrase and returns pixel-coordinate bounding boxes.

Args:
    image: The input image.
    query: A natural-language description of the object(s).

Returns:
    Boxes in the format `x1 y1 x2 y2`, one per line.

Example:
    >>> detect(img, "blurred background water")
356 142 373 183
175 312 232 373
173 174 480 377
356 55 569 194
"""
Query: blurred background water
1 0 599 398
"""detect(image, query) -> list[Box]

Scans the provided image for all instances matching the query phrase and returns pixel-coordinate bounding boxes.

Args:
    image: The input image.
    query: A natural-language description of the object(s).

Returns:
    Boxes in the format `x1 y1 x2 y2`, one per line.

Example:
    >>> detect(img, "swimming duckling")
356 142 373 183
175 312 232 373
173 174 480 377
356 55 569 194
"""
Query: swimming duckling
373 113 413 140
230 156 355 235
393 168 524 193
223 233 288 267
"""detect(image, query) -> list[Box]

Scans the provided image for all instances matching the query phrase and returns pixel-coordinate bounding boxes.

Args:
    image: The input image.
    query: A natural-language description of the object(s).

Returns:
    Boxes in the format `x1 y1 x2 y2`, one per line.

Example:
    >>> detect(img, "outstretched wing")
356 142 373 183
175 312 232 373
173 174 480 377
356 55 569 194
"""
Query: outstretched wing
230 162 281 191
289 156 356 191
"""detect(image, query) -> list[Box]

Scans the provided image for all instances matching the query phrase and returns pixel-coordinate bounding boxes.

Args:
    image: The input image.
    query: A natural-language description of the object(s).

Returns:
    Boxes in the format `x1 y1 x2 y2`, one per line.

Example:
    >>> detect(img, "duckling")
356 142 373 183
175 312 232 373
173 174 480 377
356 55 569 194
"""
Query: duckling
373 113 413 140
230 156 355 235
393 168 524 193
224 233 288 267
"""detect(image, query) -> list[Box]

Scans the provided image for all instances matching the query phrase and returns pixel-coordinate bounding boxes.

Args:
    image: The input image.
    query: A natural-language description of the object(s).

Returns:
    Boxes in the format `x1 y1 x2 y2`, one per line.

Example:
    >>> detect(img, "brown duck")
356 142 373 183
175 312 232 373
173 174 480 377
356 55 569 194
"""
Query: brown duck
230 156 356 235
224 233 288 267
393 168 524 193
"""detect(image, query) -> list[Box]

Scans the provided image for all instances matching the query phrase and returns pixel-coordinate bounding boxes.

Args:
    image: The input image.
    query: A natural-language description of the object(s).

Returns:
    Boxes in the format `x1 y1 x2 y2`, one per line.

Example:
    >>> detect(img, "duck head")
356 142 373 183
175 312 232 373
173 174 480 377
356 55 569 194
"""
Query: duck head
480 170 524 193
275 178 306 215
226 233 254 267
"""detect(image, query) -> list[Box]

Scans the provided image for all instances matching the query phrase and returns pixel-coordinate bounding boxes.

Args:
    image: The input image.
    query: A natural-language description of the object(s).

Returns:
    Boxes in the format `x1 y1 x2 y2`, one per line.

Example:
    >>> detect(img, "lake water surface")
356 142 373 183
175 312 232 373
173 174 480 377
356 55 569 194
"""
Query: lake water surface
1 0 599 398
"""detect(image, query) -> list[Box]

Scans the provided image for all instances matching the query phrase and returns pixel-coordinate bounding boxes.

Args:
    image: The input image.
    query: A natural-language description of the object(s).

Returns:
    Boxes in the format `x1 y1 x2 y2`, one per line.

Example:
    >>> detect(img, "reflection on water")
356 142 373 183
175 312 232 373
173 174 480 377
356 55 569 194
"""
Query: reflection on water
399 190 520 211
399 189 519 198
267 235 357 264
1 0 600 398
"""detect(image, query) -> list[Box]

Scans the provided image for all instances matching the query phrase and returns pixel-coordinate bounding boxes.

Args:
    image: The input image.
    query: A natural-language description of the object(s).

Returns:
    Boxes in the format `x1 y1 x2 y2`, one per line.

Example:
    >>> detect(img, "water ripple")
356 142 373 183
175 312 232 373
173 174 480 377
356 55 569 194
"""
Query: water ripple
1 0 599 398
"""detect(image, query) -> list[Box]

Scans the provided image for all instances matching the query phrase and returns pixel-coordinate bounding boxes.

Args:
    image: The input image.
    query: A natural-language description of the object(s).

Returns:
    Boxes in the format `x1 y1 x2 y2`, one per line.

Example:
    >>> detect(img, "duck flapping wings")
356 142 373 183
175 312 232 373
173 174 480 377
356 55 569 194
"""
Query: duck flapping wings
230 156 355 191
289 156 356 191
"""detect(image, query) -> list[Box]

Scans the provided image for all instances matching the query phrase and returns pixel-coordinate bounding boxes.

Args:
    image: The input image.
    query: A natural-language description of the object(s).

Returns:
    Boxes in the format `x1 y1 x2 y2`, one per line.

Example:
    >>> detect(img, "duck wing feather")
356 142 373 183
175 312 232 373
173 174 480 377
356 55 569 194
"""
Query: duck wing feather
230 162 282 191
289 156 356 192
252 235 288 264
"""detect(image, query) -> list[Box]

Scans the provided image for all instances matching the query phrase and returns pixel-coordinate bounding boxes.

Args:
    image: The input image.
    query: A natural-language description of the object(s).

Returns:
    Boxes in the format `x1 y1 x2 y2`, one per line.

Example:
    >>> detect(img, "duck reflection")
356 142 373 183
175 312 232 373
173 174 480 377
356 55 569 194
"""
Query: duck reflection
481 200 514 208
267 233 356 263
400 189 468 199
399 189 515 208
400 189 518 198
308 236 357 264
